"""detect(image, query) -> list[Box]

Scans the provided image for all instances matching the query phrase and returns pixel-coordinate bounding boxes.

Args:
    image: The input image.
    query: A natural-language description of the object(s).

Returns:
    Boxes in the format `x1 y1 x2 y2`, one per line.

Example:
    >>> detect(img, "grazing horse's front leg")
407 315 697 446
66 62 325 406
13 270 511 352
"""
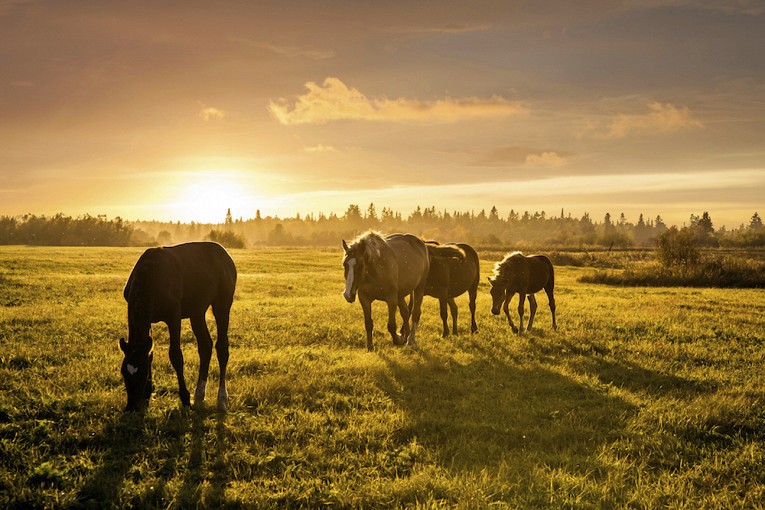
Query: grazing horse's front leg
502 292 518 333
408 288 425 348
439 298 450 337
190 314 213 409
360 295 375 351
167 315 191 407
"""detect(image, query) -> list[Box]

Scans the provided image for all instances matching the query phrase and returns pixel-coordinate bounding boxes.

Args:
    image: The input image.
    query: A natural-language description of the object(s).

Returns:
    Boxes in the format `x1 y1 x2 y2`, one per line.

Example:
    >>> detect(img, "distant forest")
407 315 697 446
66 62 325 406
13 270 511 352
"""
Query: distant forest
1 206 764 248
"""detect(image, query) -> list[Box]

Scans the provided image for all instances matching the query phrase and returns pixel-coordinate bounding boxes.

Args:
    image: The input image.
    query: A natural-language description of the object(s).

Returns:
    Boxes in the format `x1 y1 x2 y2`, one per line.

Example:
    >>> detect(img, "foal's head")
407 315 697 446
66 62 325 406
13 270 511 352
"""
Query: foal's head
118 336 154 412
487 276 506 315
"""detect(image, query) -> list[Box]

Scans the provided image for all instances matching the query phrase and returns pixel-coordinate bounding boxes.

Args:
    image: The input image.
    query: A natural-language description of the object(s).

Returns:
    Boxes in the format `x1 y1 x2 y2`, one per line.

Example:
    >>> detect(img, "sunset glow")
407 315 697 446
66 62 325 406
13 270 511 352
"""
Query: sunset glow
1 1 763 227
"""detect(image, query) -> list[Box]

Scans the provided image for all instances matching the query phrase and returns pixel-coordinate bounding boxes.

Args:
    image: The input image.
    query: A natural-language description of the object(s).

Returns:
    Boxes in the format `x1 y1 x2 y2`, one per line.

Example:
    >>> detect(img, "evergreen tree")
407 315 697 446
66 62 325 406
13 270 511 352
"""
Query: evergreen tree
749 212 763 230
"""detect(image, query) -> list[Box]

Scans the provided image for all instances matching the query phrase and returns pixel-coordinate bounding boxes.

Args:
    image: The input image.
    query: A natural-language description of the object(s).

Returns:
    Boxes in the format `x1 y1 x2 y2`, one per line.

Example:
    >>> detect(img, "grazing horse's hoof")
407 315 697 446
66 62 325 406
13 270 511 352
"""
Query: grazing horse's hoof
511 326 519 334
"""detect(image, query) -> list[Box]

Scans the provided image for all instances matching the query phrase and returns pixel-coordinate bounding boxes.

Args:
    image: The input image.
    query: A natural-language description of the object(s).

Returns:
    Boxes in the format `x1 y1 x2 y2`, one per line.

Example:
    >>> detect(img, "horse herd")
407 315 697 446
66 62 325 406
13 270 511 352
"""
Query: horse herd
119 233 557 412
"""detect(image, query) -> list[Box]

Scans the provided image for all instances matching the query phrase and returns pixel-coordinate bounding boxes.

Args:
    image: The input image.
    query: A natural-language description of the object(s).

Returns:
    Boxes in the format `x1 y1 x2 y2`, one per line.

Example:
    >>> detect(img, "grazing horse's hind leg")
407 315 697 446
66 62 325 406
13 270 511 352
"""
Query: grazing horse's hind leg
212 300 232 411
448 297 458 335
468 287 478 334
190 313 213 409
397 295 411 343
408 288 425 348
439 298 450 337
527 294 538 331
545 285 557 330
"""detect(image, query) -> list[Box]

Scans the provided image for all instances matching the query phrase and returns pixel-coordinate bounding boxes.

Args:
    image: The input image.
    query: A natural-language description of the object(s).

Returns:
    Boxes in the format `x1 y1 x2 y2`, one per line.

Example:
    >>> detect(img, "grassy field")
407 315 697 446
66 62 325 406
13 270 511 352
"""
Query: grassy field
1 246 764 508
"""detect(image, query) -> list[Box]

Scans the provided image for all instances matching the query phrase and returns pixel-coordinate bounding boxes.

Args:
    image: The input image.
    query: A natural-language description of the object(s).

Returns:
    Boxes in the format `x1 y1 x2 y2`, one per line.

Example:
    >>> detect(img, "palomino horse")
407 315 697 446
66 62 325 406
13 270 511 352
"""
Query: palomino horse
342 232 430 351
423 241 480 336
488 252 557 334
120 242 236 412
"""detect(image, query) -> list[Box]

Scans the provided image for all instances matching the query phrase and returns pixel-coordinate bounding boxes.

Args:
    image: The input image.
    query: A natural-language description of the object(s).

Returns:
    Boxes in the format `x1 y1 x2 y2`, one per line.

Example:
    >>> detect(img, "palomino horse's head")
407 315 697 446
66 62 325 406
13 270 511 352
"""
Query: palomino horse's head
487 276 505 315
119 336 154 412
341 239 367 303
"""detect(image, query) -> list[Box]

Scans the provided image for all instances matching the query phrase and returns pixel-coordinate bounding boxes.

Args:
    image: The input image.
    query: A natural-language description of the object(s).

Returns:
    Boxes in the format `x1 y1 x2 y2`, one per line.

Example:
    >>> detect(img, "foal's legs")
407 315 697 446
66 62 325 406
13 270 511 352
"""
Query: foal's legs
448 297 458 335
212 300 232 411
190 313 213 409
502 292 518 333
517 293 526 334
167 315 191 407
527 294 538 331
545 285 557 330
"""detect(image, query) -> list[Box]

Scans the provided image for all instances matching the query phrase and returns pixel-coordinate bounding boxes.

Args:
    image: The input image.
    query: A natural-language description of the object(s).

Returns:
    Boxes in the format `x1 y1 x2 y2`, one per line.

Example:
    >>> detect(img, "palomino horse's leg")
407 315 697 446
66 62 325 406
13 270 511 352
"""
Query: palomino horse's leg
190 314 213 409
448 297 459 335
468 288 478 334
517 293 526 333
212 300 232 411
167 316 191 407
545 285 557 330
397 295 411 342
439 298 450 337
527 294 538 331
503 292 518 333
360 295 375 351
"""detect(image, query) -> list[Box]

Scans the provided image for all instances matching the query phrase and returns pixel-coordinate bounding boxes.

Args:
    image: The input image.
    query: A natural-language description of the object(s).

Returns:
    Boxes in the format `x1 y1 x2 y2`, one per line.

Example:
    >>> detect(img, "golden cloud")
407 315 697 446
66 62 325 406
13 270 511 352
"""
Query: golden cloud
199 106 226 121
269 77 526 125
525 151 566 167
603 102 703 139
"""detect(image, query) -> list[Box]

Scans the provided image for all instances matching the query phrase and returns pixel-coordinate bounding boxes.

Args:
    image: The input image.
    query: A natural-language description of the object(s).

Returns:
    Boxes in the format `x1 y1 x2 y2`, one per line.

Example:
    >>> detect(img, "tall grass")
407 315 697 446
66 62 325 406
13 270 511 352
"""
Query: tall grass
1 246 764 508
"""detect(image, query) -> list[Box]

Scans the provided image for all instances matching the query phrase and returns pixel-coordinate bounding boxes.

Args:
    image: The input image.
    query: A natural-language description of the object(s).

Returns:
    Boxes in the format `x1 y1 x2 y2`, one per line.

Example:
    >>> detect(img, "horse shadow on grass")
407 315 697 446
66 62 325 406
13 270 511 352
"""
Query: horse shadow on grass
73 407 229 509
377 345 636 478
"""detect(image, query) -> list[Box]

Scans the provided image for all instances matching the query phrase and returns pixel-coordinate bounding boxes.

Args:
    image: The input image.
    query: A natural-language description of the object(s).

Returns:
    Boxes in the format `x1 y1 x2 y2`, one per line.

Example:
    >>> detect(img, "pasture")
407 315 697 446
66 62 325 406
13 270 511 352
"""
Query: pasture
1 246 764 508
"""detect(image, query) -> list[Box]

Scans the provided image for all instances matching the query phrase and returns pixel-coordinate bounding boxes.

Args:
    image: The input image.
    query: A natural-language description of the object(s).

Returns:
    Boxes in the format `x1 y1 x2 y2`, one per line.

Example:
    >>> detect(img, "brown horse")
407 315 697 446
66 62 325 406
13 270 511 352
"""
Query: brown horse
488 252 556 334
423 241 480 336
120 242 236 412
342 232 429 351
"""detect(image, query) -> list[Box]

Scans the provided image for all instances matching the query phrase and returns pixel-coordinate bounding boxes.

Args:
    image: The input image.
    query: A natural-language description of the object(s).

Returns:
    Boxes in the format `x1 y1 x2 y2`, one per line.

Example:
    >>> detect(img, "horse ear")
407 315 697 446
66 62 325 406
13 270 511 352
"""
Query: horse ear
342 240 349 253
119 337 127 353
487 276 495 286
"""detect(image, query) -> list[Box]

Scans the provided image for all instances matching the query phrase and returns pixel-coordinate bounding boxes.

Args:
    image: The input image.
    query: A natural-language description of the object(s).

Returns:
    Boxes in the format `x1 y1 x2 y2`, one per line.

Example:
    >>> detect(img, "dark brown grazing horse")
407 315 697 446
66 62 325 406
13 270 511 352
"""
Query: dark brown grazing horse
488 252 557 334
342 232 430 351
120 242 236 412
423 241 480 336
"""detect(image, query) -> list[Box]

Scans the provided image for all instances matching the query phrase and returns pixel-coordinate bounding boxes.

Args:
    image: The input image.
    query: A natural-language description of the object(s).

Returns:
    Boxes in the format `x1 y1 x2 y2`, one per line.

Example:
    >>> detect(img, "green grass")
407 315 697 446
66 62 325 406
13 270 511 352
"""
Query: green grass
1 246 764 508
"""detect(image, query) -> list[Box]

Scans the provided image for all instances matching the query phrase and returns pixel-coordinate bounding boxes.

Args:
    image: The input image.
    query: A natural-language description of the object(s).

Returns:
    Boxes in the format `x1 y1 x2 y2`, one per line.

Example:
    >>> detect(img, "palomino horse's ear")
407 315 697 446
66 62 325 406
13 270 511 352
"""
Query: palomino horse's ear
342 240 349 253
119 337 127 353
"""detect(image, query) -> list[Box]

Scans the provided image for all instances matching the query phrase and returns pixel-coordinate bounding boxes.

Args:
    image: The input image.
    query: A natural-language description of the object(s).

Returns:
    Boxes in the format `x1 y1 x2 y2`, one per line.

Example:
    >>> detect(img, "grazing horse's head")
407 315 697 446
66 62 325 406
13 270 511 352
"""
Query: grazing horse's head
119 336 154 412
487 276 505 315
341 239 366 303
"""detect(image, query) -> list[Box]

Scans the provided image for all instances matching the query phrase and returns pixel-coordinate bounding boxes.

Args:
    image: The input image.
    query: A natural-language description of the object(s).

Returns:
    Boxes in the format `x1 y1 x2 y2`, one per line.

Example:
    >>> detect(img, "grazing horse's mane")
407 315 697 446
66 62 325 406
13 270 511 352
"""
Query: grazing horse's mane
425 240 466 260
349 231 388 260
492 251 525 280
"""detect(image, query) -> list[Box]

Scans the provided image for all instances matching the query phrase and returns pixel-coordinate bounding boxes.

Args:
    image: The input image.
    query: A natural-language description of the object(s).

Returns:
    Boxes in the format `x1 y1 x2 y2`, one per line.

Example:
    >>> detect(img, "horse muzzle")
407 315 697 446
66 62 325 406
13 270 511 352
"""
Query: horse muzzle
343 291 356 303
491 306 500 315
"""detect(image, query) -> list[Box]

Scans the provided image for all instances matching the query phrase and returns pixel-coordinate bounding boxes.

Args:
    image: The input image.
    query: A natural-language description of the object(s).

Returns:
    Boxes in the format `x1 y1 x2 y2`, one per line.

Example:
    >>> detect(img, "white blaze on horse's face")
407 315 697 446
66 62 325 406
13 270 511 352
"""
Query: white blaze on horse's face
343 257 357 303
126 364 139 375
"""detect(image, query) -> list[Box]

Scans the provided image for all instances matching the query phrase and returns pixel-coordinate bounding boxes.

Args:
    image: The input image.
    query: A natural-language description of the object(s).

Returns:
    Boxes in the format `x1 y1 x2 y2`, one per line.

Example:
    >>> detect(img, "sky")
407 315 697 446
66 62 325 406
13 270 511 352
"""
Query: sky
1 0 764 227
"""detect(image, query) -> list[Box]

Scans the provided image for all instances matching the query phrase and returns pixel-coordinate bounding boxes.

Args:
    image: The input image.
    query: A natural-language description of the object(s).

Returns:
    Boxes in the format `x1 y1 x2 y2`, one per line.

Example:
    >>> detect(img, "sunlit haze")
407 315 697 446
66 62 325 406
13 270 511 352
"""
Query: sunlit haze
1 1 763 227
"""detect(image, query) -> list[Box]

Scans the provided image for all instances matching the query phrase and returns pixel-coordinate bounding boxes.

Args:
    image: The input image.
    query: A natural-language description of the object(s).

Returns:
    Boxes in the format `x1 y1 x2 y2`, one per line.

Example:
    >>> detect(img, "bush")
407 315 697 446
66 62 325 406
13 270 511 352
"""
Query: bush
207 229 247 249
656 227 700 272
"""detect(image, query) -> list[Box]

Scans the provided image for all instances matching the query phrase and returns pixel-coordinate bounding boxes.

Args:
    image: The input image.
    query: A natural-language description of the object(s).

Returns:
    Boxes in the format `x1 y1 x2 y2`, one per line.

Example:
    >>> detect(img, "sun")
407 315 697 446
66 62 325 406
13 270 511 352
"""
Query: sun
169 173 255 224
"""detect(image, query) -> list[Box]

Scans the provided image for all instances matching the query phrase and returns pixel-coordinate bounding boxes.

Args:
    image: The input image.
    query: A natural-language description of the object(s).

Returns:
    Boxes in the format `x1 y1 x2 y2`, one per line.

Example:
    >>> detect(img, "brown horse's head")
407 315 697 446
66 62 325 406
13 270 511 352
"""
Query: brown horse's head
119 336 154 412
487 276 505 315
341 239 366 303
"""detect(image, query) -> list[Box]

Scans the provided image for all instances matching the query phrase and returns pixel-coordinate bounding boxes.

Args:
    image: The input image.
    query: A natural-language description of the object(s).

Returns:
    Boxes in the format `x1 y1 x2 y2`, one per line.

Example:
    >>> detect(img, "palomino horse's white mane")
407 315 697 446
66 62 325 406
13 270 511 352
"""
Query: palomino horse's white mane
352 231 387 259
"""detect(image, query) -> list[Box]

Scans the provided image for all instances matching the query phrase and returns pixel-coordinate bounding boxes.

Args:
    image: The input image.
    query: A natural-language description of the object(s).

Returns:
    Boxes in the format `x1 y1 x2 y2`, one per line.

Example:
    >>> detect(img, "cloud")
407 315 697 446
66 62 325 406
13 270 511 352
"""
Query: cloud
597 102 704 139
626 0 765 15
233 38 335 60
303 144 338 153
525 151 566 167
199 106 226 121
269 77 527 125
474 146 573 166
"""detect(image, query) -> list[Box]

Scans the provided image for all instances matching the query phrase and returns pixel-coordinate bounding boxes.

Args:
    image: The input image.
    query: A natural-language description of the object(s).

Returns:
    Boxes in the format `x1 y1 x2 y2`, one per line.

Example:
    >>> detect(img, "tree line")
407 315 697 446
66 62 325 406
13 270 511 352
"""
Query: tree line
2 206 763 249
